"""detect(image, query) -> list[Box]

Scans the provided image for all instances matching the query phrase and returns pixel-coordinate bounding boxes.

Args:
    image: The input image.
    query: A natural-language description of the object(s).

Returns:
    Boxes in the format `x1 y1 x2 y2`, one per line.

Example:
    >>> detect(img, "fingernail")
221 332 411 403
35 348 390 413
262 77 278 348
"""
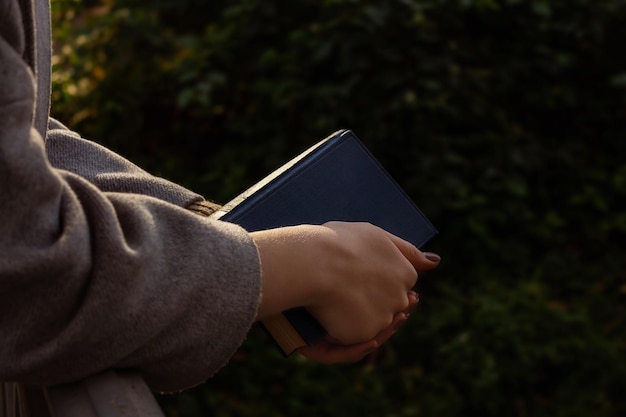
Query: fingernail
424 252 441 262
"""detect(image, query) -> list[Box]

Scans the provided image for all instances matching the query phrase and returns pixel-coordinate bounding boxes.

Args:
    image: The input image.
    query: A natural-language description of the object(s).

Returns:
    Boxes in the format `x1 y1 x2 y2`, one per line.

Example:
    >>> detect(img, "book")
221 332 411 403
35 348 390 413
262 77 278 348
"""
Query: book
210 129 437 356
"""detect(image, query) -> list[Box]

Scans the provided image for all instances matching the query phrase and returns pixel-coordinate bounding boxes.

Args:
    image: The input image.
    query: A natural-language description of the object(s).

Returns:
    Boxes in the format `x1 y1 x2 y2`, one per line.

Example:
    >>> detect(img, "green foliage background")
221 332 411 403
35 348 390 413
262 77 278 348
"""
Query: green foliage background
51 0 626 416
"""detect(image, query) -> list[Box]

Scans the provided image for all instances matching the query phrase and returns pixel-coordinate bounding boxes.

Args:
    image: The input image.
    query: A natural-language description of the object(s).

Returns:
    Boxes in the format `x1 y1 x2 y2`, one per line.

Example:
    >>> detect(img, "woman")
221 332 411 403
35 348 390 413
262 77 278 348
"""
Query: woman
0 0 440 393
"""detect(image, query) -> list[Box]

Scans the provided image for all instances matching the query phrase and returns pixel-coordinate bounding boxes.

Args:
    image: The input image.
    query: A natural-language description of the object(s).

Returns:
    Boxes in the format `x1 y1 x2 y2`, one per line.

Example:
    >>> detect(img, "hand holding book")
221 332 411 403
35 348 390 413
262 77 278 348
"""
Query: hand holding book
298 290 420 364
212 130 438 355
252 222 440 348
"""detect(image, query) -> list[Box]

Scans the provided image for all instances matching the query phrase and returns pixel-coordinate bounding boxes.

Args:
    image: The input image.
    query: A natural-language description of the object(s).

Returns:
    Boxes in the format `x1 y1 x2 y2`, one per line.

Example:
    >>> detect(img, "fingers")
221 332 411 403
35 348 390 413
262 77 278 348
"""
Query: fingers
298 338 379 364
299 290 420 364
373 290 418 344
420 252 442 270
373 312 407 346
298 312 408 364
368 290 418 346
404 290 419 315
303 222 438 344
384 231 441 272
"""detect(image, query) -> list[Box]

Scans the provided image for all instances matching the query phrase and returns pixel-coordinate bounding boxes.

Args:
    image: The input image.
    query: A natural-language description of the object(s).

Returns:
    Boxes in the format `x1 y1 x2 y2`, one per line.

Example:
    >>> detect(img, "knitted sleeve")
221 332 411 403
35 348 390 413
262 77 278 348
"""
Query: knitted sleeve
0 5 261 392
45 118 207 209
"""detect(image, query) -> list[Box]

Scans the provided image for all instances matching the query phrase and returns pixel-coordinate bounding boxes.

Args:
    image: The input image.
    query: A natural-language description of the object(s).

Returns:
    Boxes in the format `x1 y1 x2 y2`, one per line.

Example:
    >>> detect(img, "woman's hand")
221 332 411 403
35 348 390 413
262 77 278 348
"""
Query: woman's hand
251 222 440 345
297 291 420 364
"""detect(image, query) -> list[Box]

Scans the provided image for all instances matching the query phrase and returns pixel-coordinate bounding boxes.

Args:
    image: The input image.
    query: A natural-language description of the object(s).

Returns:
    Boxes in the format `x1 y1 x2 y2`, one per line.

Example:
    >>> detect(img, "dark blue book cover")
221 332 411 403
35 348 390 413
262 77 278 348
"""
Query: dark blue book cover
211 130 437 355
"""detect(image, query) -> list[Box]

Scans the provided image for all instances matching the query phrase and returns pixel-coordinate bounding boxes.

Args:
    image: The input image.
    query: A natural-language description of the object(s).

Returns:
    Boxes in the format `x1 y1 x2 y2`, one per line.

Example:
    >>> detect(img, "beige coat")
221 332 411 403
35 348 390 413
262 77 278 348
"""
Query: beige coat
0 0 261 393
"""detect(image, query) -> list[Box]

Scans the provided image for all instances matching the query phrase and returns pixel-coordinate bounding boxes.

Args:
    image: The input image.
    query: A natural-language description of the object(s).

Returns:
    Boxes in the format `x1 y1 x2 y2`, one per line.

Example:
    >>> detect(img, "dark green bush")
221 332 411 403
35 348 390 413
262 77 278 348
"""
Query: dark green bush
51 0 626 416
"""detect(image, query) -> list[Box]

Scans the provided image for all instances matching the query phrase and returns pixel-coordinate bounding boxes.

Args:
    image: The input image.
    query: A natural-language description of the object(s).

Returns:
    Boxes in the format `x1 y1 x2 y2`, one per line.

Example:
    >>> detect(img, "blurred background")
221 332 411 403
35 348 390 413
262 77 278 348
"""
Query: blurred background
51 0 626 416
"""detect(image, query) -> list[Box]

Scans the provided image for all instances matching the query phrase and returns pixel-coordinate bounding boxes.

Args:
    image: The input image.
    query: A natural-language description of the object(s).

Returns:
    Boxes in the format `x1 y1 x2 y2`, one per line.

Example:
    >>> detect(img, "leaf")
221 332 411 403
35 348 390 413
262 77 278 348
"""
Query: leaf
610 72 626 87
532 2 551 17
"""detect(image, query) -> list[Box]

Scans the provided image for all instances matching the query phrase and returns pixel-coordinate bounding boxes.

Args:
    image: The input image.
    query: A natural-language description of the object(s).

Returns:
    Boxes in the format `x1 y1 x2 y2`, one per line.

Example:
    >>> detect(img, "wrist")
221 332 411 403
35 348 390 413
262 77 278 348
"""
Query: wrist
251 225 332 320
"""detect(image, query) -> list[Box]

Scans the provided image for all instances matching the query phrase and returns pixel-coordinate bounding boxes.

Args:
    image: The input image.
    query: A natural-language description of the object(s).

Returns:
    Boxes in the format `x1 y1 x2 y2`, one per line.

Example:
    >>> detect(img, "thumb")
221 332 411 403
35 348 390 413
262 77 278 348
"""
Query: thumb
416 251 441 271
386 232 441 271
